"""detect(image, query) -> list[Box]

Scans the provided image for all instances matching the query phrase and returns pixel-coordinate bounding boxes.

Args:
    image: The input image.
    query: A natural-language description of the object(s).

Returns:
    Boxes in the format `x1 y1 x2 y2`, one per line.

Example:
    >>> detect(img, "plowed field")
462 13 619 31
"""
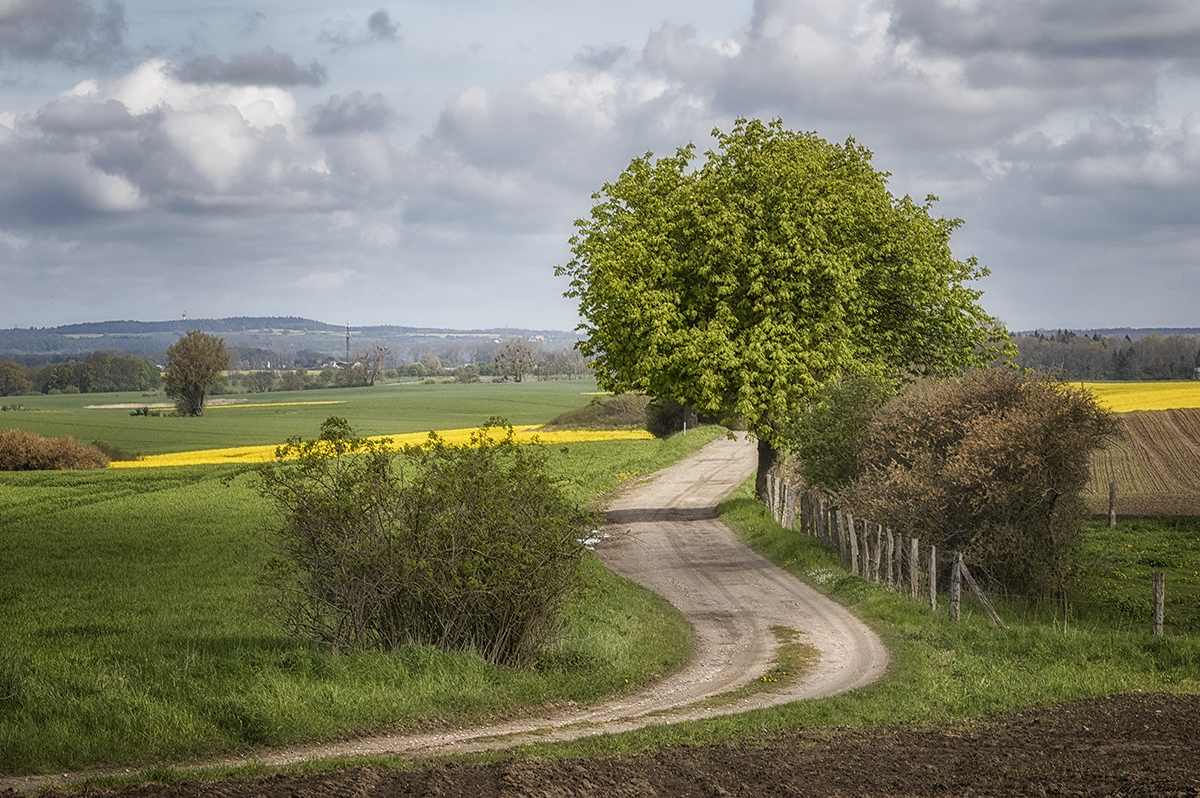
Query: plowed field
39 693 1200 798
1088 408 1200 516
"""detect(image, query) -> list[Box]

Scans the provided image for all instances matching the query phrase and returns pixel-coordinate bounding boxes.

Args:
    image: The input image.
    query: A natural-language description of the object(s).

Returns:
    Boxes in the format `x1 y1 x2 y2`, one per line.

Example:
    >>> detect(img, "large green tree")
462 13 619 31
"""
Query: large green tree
163 330 230 416
558 118 1008 498
0 361 32 397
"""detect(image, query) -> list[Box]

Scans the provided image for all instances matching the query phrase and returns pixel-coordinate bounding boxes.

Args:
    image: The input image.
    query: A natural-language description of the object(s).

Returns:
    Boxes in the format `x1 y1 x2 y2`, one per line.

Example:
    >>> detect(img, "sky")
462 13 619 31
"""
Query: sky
3 0 1200 333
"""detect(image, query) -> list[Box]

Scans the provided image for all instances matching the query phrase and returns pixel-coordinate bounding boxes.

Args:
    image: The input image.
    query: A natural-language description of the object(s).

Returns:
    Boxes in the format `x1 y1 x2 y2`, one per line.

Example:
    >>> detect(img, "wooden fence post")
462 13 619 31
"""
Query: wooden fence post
837 511 847 565
909 538 920 602
885 529 895 589
864 520 873 576
1153 571 1165 637
784 484 797 531
929 544 937 612
873 525 883 583
847 513 859 575
950 552 962 622
1109 482 1118 529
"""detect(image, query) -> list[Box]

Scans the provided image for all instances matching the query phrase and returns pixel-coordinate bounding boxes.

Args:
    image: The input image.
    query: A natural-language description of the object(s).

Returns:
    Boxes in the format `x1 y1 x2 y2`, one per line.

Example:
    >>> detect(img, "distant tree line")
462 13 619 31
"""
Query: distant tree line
223 339 589 394
0 351 161 396
1009 331 1200 380
0 337 591 398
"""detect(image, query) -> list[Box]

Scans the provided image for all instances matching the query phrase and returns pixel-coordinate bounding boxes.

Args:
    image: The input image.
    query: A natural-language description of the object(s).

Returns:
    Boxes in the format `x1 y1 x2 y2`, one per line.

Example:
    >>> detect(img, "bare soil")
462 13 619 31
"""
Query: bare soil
38 692 1200 797
1088 408 1200 516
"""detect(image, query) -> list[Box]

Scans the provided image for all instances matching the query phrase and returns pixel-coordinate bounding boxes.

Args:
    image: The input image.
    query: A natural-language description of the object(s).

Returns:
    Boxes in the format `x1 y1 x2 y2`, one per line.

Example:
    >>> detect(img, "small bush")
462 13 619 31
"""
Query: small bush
246 417 593 667
542 394 652 430
0 429 109 470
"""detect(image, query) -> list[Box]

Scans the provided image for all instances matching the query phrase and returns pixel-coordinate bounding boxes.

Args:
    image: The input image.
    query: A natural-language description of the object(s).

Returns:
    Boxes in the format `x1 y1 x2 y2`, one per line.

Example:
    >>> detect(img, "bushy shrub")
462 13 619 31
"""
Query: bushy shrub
246 417 592 667
0 429 109 470
836 369 1120 599
542 394 651 429
788 374 897 492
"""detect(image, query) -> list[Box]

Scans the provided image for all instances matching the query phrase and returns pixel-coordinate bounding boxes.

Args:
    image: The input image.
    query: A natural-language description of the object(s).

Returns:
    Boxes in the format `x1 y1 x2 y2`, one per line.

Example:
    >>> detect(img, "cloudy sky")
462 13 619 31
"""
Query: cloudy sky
2 0 1200 333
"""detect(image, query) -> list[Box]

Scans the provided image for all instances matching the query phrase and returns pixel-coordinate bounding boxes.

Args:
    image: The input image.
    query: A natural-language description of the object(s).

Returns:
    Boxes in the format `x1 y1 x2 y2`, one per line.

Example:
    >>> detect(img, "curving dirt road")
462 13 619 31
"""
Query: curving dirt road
2 433 889 793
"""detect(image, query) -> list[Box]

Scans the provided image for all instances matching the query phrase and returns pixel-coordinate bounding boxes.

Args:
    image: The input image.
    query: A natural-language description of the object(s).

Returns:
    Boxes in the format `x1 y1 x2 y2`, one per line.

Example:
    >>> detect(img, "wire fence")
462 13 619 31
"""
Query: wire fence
762 474 1170 635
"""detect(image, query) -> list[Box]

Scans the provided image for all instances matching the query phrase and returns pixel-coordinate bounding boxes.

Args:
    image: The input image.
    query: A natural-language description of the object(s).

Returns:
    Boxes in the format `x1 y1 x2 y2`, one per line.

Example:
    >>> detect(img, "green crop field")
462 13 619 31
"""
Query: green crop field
0 380 606 456
0 382 731 774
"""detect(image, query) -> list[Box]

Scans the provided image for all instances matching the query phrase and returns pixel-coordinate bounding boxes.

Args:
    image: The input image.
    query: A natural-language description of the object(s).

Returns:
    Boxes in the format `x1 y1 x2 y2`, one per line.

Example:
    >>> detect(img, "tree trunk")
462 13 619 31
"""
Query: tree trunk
755 437 780 503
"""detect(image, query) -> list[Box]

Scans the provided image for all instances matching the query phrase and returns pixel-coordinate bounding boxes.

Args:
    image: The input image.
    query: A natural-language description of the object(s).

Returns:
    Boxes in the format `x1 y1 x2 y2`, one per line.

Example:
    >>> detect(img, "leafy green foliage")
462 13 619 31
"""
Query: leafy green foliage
163 330 231 416
559 117 1009 498
247 418 593 667
789 374 897 492
0 361 33 397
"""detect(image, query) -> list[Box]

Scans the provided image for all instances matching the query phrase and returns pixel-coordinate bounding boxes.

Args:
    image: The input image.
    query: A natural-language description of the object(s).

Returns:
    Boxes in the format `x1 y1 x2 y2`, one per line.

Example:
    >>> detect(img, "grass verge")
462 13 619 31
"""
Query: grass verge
447 478 1200 760
24 468 1200 791
0 430 724 775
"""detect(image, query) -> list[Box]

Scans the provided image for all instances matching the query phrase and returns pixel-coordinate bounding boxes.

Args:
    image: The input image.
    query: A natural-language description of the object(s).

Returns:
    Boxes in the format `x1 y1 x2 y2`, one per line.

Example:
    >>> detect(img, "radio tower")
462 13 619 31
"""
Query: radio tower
345 323 351 362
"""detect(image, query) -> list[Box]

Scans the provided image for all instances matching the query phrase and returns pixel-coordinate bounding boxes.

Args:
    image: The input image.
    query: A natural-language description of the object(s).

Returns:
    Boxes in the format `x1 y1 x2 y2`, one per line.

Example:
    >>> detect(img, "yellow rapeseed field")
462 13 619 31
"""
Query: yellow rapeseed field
112 427 655 468
1083 382 1200 413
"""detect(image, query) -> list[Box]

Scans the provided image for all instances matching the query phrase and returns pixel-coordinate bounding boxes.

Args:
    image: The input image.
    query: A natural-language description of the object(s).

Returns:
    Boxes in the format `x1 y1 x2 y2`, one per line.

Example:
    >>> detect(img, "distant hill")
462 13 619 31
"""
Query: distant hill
0 317 582 360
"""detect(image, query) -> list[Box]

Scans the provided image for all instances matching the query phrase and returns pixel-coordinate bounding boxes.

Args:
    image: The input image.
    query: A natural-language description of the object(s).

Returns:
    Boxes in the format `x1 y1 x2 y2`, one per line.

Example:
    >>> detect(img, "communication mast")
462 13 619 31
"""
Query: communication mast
346 323 351 362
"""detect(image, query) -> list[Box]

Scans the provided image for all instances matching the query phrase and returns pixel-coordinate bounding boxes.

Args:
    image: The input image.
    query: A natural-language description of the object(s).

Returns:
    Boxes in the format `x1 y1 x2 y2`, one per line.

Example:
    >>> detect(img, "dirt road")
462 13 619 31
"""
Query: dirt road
3 433 889 792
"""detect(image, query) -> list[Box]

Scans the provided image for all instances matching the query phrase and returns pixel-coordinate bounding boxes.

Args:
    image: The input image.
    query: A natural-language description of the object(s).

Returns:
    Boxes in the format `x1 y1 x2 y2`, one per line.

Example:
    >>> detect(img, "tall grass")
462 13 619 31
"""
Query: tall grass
0 429 722 774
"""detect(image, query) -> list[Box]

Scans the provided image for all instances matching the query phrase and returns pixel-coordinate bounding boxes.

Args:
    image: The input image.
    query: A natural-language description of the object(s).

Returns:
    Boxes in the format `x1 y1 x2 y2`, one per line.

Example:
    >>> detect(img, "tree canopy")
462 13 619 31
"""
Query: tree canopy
558 118 1008 496
163 330 230 416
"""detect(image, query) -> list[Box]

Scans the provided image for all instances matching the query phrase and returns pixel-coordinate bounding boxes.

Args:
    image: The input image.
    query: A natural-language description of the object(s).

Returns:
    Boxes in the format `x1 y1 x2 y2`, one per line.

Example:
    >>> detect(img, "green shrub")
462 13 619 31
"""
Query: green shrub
0 429 109 470
542 394 651 429
245 417 593 667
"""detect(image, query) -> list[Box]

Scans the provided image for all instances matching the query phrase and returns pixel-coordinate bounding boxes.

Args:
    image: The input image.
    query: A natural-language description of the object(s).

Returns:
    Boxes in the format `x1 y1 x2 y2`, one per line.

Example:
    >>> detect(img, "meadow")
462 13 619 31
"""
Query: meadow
3 377 1200 782
0 380 615 456
0 381 725 773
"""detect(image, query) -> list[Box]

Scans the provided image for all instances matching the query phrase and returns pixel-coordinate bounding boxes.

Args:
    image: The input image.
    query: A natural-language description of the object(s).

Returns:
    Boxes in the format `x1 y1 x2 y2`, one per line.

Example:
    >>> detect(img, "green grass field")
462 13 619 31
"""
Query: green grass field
0 380 606 455
0 382 727 774
5 380 1200 783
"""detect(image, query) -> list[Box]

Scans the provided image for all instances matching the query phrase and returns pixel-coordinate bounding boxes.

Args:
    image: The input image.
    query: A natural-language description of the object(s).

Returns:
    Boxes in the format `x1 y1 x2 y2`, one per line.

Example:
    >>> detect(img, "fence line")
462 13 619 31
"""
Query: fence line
764 474 1167 635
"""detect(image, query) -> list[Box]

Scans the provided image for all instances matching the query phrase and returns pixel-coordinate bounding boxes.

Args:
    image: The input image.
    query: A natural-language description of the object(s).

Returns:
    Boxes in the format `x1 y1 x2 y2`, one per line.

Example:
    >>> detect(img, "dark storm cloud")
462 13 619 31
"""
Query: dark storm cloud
982 117 1200 241
34 97 138 135
0 0 125 65
176 46 328 87
889 0 1200 60
367 10 399 42
310 92 393 135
